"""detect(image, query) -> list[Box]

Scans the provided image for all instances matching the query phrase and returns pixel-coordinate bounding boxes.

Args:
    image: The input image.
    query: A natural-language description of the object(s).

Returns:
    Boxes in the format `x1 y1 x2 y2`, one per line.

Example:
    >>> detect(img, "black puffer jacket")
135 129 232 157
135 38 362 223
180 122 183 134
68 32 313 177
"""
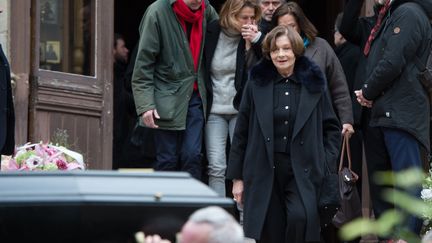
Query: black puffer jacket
362 0 432 150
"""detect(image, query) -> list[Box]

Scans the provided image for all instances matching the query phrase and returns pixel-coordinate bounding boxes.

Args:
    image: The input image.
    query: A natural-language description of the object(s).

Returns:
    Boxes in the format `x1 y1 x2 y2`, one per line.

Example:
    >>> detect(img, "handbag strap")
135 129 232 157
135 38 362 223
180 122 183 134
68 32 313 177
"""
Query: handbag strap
338 134 352 172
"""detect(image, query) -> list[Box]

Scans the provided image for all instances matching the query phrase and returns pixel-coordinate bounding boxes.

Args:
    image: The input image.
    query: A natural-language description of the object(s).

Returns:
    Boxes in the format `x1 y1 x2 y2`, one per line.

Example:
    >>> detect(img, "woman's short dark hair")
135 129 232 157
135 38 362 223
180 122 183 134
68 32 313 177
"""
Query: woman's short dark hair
271 2 318 42
262 25 305 59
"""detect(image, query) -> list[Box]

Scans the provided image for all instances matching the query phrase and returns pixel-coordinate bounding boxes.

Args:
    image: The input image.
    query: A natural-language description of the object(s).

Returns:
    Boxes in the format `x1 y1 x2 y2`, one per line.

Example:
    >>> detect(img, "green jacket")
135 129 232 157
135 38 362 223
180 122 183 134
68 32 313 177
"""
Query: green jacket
132 0 218 130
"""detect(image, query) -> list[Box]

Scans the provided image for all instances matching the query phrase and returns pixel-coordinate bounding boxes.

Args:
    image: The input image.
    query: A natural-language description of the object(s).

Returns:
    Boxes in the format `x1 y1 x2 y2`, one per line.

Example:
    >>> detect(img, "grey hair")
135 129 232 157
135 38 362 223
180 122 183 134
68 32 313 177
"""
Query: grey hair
423 230 432 243
188 206 244 243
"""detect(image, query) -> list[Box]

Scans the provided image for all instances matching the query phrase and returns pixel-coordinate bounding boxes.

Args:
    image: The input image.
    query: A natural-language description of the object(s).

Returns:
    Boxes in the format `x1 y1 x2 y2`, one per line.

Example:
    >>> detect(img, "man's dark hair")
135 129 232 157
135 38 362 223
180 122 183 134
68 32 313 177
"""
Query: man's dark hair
114 33 124 48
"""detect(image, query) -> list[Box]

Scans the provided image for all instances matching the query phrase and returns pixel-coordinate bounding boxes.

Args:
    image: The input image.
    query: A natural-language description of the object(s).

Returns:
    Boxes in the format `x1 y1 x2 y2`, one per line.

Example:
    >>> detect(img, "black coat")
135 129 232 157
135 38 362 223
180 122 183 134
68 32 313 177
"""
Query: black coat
339 0 377 125
115 45 155 168
226 56 341 241
335 42 362 125
339 0 376 49
0 44 15 155
362 0 432 150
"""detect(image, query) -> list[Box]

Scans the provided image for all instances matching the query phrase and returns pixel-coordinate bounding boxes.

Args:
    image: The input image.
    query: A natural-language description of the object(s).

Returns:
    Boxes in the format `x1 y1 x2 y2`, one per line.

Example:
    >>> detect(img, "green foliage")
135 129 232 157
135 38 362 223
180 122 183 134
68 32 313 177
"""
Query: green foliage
425 172 432 189
15 150 36 166
339 168 429 242
383 189 432 219
339 210 404 240
373 168 424 189
43 163 58 171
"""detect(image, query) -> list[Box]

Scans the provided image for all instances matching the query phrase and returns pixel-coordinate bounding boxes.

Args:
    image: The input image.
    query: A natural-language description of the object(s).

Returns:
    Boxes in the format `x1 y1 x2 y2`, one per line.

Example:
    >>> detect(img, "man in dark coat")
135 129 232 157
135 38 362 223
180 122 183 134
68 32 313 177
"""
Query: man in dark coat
355 0 432 236
118 45 155 169
339 0 397 229
0 8 15 156
112 33 130 169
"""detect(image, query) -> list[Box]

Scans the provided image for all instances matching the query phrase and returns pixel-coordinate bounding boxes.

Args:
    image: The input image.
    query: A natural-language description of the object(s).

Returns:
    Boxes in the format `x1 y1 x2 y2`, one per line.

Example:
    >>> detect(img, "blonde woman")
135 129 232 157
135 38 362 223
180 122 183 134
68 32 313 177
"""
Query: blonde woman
204 0 261 197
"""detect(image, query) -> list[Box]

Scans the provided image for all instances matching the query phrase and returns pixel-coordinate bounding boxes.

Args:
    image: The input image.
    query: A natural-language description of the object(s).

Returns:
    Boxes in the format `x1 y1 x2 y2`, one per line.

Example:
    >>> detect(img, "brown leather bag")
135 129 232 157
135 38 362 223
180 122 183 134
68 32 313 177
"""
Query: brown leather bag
332 134 362 228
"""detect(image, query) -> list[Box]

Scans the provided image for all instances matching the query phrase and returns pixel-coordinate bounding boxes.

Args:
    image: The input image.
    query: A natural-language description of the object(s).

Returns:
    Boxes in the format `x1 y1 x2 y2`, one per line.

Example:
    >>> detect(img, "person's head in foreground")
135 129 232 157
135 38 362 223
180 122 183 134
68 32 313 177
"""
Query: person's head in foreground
138 206 244 243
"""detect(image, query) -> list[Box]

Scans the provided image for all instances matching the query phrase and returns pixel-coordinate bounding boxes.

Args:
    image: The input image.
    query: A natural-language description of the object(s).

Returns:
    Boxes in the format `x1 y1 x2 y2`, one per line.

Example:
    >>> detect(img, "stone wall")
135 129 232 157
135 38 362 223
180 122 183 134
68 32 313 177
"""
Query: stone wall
0 0 9 57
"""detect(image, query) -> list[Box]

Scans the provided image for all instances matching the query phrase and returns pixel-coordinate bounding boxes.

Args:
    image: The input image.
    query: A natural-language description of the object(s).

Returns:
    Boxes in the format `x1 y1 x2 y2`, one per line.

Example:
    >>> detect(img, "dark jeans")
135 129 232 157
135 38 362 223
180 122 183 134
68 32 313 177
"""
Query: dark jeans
153 91 204 180
364 120 423 235
382 127 423 234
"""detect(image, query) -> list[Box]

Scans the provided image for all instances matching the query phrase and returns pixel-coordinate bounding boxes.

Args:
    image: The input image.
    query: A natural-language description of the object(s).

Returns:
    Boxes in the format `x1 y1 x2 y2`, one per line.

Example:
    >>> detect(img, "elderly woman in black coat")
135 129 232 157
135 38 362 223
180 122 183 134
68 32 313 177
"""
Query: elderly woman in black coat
226 26 341 243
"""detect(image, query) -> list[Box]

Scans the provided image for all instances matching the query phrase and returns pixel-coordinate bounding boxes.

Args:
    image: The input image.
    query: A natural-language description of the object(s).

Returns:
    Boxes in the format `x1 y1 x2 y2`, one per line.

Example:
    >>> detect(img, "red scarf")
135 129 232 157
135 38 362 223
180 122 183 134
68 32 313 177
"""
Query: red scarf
173 0 205 72
363 0 391 56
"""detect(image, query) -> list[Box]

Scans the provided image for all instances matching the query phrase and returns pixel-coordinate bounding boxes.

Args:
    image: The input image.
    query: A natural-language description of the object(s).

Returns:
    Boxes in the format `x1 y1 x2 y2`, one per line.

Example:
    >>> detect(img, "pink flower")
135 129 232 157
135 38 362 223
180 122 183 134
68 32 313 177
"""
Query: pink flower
56 159 68 170
7 159 19 170
5 143 85 171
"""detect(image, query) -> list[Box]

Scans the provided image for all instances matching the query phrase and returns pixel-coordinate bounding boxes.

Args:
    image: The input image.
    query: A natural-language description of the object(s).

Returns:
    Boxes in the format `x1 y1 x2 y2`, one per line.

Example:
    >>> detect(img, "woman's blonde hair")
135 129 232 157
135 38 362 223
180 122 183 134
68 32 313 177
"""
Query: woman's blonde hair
262 25 305 59
272 2 318 42
219 0 261 30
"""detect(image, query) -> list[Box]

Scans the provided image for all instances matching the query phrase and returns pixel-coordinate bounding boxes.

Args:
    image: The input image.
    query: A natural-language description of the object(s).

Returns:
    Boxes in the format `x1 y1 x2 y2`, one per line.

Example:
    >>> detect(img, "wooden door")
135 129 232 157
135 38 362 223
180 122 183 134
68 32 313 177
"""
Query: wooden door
10 0 31 147
27 0 114 169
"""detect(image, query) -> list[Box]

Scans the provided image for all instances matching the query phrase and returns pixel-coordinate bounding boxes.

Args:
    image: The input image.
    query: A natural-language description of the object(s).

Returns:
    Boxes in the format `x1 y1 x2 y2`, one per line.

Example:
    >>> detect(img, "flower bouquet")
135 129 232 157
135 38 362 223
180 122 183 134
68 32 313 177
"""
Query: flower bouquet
1 143 85 171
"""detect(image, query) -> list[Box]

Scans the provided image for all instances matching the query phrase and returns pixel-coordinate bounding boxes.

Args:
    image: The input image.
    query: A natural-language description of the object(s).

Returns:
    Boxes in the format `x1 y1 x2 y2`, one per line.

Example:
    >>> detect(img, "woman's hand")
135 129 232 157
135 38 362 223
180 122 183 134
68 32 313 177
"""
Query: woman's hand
241 21 259 50
241 24 259 42
232 179 244 206
341 123 354 137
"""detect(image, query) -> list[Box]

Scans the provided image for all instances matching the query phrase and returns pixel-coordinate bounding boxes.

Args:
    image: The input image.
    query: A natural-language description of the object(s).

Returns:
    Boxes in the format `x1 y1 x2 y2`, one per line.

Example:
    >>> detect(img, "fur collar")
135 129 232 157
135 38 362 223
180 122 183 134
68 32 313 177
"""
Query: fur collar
250 56 327 93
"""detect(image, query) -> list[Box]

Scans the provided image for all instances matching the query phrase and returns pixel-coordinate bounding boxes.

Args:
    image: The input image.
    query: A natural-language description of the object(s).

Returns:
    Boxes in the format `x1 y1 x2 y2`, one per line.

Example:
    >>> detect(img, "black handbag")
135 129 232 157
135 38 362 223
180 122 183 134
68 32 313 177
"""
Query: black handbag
319 150 340 228
332 134 362 228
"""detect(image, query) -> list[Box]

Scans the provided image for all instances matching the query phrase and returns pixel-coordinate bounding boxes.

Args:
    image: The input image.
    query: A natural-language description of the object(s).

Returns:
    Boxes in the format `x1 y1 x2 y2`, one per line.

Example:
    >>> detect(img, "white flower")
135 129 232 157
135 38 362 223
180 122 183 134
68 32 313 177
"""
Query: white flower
421 188 432 200
25 155 43 170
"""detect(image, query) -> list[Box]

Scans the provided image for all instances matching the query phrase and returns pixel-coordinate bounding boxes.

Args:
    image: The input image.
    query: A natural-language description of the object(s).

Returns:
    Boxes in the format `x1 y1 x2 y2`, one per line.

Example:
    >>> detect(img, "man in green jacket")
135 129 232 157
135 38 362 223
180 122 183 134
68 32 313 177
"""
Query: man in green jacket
132 0 218 179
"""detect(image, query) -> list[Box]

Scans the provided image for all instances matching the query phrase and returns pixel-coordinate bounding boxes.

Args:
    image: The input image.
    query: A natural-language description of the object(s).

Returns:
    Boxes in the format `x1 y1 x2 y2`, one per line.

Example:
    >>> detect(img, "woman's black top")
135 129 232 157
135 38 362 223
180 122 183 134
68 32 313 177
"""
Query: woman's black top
273 74 301 153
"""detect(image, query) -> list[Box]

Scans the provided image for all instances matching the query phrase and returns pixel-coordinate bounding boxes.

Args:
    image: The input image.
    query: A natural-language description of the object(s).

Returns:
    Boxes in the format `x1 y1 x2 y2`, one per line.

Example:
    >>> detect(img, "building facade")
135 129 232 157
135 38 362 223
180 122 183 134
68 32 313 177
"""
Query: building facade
3 0 374 169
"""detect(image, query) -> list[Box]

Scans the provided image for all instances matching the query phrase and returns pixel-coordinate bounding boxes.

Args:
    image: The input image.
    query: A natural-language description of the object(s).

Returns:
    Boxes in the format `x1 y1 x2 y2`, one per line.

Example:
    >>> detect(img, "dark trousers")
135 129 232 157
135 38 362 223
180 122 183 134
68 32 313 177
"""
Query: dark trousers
153 91 204 180
363 113 393 220
350 126 364 198
382 127 423 234
258 153 308 243
364 120 423 234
